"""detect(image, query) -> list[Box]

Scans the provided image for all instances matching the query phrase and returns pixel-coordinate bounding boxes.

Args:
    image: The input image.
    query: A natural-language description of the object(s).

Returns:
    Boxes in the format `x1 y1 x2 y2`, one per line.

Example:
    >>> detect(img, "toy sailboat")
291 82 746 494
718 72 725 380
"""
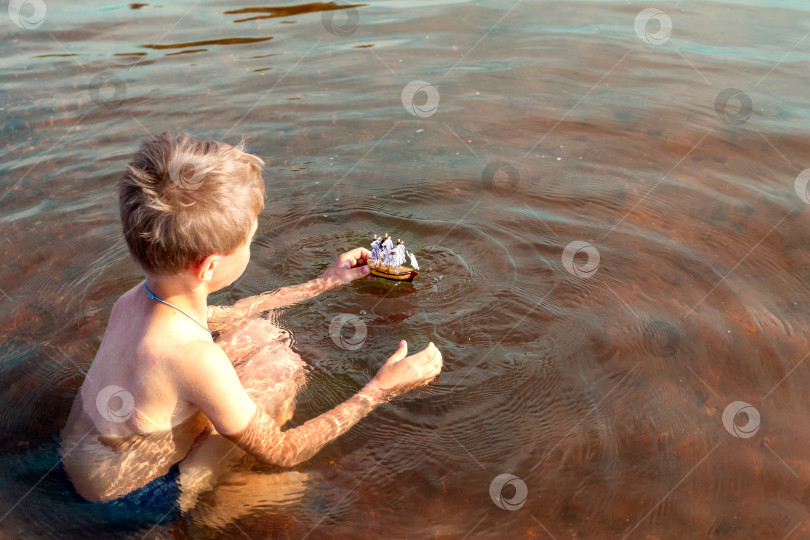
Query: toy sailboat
367 233 419 282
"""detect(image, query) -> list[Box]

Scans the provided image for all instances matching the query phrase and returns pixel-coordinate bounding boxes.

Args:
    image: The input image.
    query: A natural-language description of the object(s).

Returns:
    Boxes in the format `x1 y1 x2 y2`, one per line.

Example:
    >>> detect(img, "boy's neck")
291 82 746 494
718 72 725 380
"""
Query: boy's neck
143 274 210 323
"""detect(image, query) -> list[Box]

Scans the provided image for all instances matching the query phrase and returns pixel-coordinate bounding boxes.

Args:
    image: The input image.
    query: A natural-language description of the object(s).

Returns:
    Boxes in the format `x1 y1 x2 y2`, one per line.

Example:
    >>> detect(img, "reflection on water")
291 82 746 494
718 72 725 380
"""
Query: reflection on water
3 0 810 537
224 3 366 24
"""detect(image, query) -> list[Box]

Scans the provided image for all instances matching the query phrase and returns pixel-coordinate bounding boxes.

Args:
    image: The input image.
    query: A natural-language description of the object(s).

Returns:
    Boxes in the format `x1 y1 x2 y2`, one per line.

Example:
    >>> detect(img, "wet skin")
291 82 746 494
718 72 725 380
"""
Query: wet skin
59 299 306 504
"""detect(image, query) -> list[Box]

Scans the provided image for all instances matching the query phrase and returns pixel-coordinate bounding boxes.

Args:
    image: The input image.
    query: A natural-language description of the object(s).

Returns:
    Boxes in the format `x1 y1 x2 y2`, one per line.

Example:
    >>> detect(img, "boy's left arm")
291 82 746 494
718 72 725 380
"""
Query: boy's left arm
208 247 371 326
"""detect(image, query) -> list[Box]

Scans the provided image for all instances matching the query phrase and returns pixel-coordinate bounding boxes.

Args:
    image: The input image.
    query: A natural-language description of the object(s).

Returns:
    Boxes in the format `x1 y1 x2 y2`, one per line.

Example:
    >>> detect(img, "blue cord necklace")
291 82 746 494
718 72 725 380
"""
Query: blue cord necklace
143 281 212 335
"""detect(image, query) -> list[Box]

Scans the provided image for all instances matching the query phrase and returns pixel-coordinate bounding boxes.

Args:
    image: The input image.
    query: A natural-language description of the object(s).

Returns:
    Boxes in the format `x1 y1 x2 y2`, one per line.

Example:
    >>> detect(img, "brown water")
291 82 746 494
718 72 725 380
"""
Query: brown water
3 0 810 538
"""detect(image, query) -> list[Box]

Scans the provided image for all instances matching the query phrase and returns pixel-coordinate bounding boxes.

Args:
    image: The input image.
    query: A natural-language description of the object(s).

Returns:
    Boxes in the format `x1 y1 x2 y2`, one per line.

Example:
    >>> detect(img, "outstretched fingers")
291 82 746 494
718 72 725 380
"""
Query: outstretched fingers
414 343 438 364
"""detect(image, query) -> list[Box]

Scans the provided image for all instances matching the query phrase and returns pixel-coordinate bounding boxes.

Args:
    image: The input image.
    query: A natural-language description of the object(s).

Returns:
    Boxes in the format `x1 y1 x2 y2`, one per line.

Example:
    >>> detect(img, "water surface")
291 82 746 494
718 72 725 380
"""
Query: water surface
2 0 810 537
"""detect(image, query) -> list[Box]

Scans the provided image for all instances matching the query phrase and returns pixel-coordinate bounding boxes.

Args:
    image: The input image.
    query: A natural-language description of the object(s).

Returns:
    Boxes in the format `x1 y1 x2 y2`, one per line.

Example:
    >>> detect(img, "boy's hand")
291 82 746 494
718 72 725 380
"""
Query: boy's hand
367 341 443 400
320 247 372 287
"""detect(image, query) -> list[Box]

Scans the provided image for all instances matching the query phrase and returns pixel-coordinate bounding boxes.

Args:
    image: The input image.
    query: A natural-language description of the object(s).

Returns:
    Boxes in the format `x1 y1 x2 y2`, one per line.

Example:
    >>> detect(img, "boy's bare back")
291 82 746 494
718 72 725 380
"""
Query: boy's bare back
61 281 306 502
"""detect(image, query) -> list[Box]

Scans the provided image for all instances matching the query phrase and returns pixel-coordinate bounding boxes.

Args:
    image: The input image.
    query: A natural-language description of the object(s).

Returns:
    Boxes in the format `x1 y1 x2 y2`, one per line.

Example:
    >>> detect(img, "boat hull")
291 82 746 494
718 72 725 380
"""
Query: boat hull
368 262 418 282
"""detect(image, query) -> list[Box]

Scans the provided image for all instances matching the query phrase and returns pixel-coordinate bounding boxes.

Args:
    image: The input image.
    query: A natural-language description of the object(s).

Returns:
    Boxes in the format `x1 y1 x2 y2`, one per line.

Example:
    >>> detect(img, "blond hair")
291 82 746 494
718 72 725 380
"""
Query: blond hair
118 132 265 276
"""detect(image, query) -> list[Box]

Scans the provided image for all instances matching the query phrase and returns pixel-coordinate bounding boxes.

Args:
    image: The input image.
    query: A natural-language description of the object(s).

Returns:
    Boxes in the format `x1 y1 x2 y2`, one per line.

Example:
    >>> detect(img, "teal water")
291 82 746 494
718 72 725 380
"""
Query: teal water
2 0 810 538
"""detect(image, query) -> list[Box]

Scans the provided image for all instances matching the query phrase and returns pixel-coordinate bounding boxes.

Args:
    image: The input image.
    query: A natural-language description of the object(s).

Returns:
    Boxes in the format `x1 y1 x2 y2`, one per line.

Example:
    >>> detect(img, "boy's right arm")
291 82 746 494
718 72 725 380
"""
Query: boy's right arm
178 340 441 468
207 248 373 328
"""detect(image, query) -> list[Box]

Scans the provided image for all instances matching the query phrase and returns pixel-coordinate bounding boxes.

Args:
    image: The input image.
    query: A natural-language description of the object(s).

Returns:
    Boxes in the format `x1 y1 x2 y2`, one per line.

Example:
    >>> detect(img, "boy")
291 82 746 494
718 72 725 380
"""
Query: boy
59 133 442 507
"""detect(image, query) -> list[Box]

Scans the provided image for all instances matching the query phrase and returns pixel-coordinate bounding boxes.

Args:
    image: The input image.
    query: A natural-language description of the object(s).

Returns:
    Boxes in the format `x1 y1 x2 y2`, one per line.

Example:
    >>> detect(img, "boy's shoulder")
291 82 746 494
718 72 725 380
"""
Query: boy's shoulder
106 284 221 366
110 283 139 316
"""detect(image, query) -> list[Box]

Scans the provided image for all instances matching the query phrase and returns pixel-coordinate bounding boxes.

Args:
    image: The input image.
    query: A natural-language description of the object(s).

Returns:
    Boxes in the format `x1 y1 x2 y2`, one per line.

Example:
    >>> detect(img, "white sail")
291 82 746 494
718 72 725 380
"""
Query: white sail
392 244 406 267
370 237 382 260
407 251 419 270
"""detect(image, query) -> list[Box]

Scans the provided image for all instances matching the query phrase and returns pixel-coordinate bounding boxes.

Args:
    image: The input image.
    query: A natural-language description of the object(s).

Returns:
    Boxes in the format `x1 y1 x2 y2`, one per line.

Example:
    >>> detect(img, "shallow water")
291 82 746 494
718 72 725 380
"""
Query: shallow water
3 0 810 537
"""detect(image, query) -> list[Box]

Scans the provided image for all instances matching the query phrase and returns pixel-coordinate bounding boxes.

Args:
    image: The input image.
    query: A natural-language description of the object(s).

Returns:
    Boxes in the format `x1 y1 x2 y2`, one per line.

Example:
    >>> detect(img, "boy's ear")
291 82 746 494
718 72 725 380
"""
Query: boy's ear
196 254 221 282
